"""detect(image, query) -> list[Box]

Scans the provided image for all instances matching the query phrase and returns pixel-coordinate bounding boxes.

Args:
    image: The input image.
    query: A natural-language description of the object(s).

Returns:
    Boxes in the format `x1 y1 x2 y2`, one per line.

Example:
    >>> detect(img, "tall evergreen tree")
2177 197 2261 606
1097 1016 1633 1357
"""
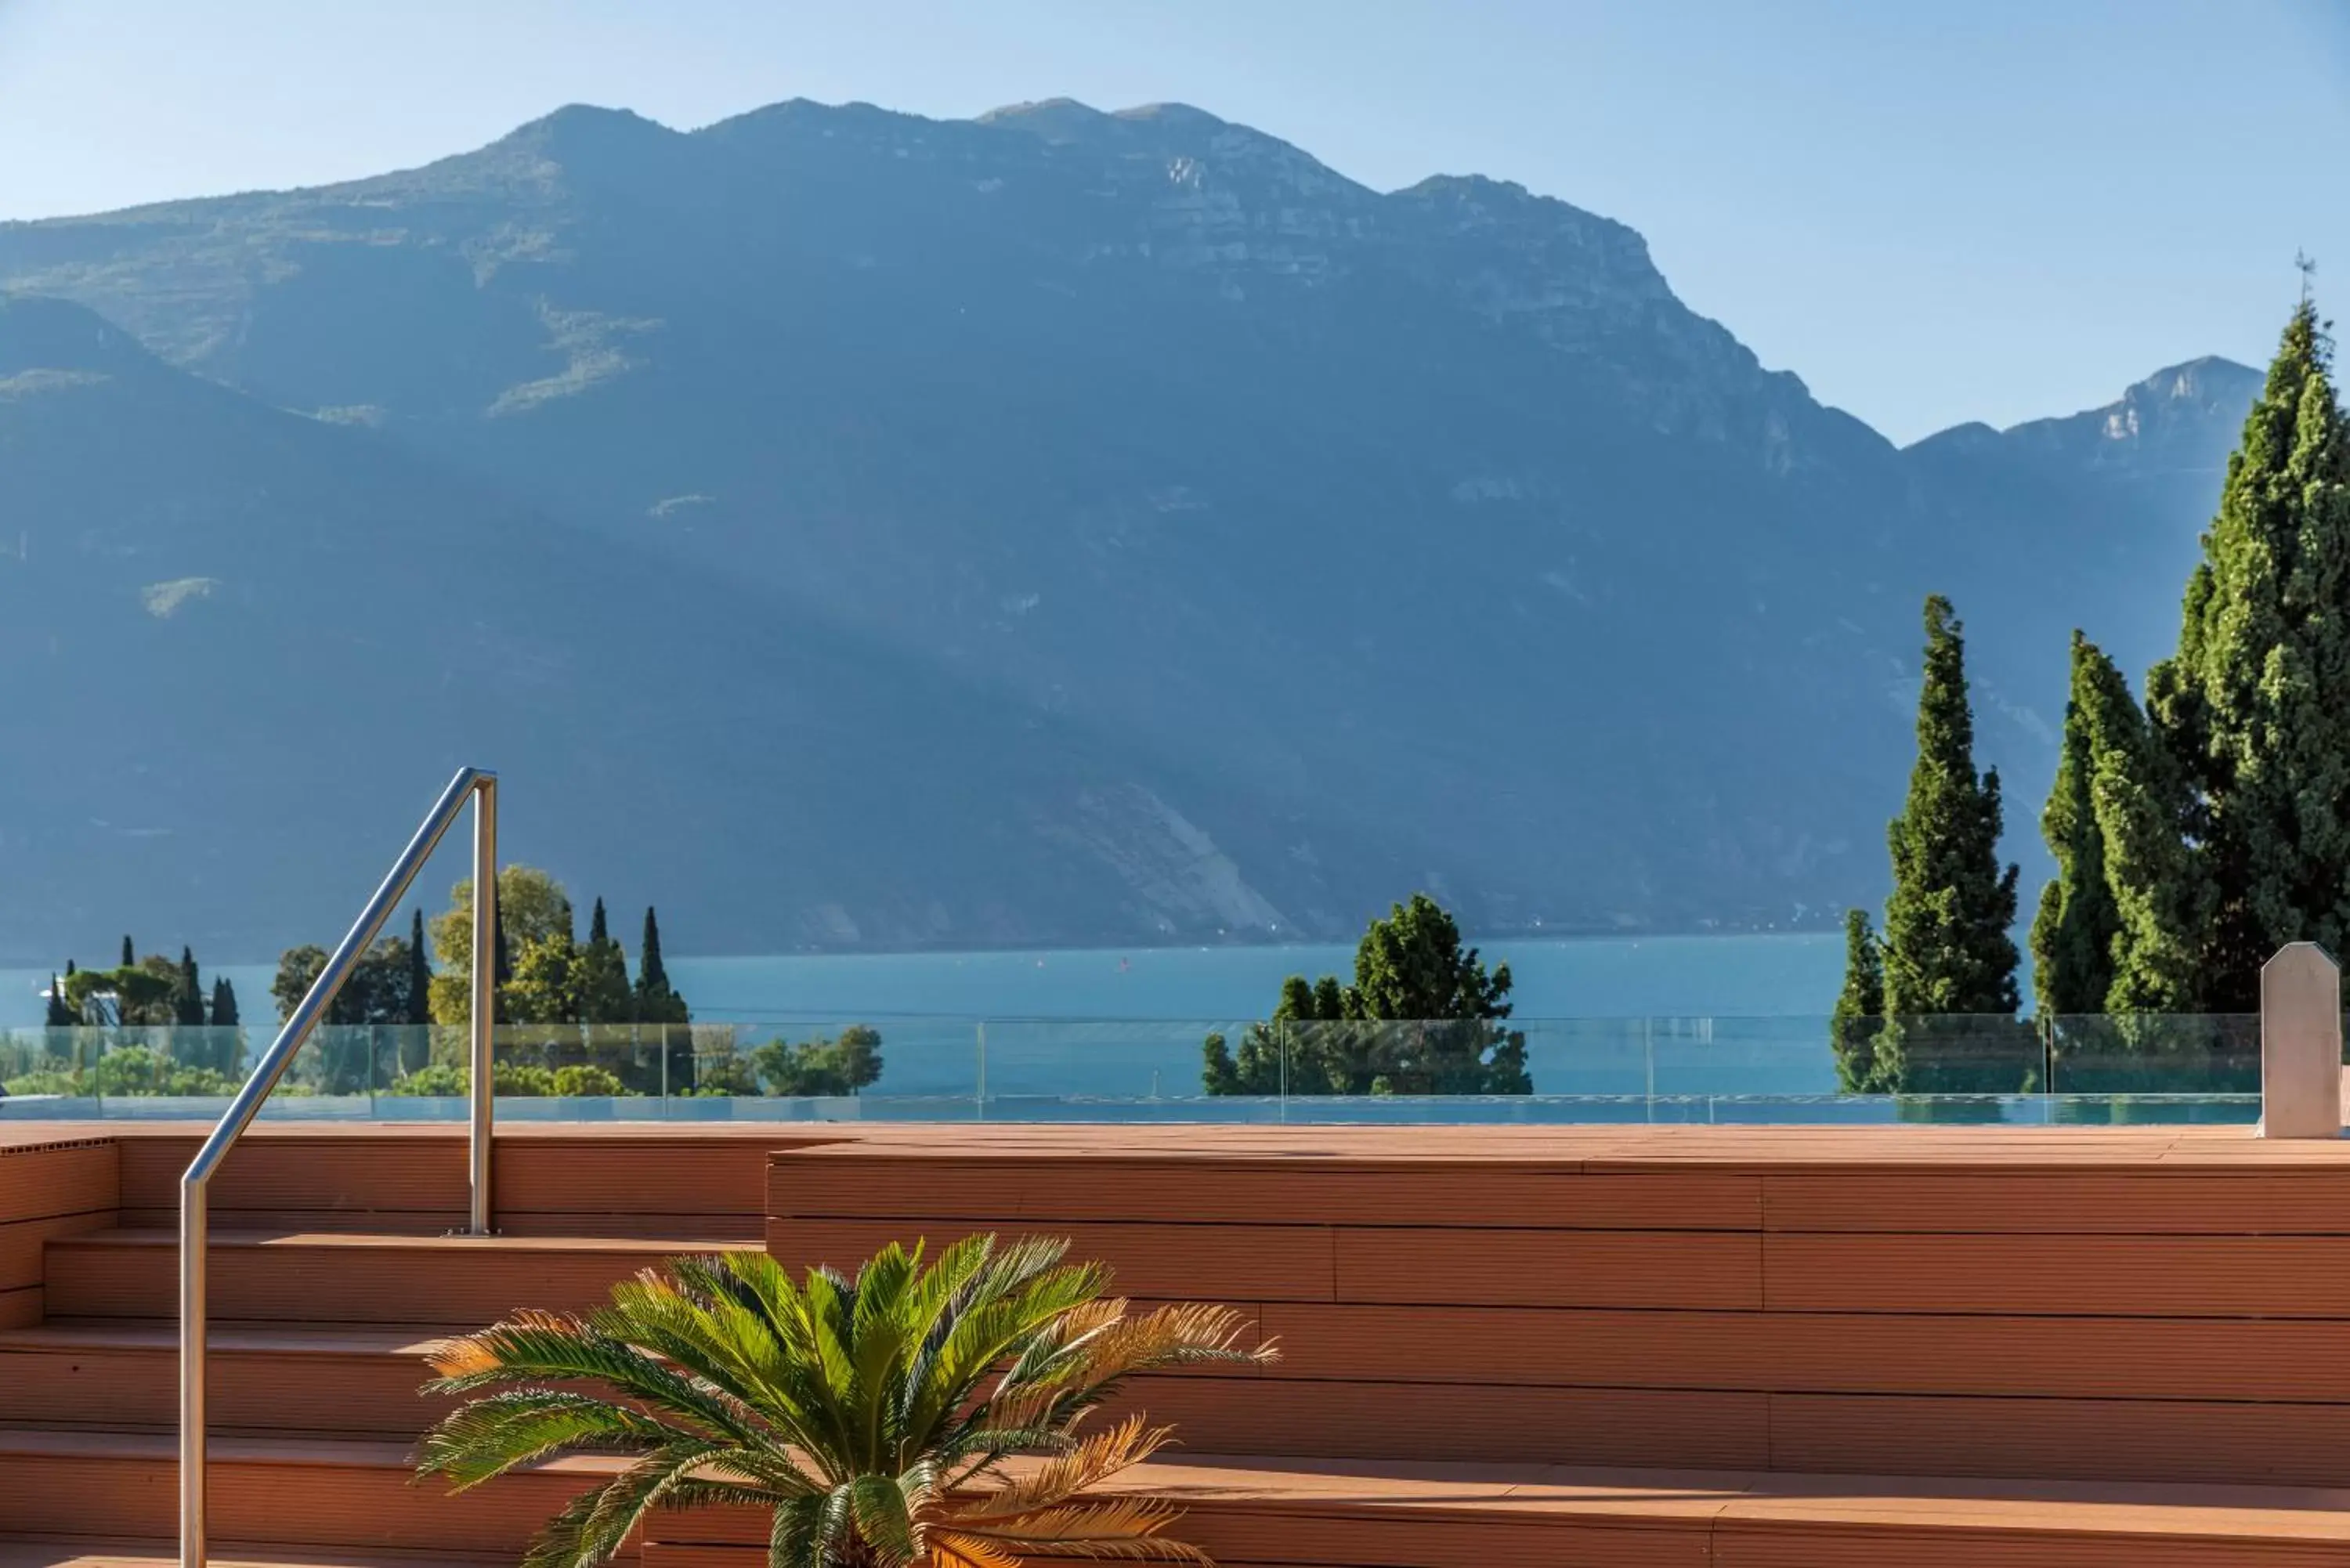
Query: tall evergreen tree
406 909 432 1026
2030 632 2123 1017
1880 595 2021 1017
1830 909 1885 1091
121 934 135 968
174 945 206 1027
44 974 70 1028
2077 639 2209 1013
632 906 689 1023
577 897 634 1024
2147 297 2350 1008
209 976 240 1028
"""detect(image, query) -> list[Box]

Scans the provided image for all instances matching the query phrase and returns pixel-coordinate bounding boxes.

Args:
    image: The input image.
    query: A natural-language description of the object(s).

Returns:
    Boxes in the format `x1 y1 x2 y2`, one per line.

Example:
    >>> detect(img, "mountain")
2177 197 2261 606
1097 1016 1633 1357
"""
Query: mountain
0 294 1410 961
0 99 2265 963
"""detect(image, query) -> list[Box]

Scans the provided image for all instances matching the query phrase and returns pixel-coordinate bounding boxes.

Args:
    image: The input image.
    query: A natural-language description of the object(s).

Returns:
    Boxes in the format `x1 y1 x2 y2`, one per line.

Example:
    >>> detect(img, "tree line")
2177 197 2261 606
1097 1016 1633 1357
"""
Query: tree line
1835 294 2348 1090
43 940 240 1029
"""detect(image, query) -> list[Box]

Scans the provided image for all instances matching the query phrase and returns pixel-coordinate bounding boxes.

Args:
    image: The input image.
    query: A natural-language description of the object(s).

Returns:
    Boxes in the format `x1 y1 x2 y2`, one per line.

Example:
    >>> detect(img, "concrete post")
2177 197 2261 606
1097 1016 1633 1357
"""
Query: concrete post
2260 942 2342 1139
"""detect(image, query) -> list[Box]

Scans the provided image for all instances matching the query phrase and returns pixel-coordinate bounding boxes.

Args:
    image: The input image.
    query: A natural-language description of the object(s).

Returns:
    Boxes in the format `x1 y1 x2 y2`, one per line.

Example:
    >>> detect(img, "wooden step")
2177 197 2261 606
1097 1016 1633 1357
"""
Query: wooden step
42 1230 754 1324
0 1428 624 1555
0 1541 508 1568
641 1452 2350 1568
109 1130 785 1239
0 1323 452 1438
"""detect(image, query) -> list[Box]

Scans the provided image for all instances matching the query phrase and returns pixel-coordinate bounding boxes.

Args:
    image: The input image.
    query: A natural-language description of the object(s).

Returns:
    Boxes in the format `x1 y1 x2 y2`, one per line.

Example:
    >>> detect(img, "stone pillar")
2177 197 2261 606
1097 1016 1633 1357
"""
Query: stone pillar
2261 942 2342 1139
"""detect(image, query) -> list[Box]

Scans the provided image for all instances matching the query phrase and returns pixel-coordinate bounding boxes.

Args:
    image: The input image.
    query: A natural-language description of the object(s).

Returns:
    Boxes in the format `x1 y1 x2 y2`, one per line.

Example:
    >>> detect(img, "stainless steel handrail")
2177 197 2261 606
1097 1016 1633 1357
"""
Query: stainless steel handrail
181 766 498 1568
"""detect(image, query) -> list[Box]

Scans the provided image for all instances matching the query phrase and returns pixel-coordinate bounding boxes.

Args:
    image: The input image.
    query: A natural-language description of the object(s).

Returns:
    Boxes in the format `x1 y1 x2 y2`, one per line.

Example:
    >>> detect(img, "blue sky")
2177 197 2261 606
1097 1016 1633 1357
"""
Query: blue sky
1 0 2342 443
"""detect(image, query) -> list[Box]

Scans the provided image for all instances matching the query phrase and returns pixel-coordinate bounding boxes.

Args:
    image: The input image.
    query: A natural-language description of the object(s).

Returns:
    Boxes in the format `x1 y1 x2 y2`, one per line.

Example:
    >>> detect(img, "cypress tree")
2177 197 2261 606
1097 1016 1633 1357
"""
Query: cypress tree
2030 632 2123 1017
577 897 633 1025
405 909 432 1025
2147 296 2350 1008
45 974 70 1028
210 976 240 1028
1830 909 1885 1091
174 945 206 1027
2078 641 2209 1013
637 905 671 1001
121 935 135 968
1880 595 2021 1017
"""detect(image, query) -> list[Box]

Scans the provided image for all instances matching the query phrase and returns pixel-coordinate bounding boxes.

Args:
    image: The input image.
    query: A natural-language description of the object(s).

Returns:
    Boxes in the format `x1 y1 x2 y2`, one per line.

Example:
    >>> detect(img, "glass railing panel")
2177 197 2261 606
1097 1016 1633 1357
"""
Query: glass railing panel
2044 1013 2261 1123
990 1018 1275 1121
669 1017 978 1120
0 1010 2288 1125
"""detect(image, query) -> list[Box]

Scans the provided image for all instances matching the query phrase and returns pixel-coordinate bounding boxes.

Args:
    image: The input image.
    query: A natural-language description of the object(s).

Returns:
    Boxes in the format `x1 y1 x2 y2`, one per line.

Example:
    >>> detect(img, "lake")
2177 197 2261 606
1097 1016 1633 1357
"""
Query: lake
0 931 1844 1031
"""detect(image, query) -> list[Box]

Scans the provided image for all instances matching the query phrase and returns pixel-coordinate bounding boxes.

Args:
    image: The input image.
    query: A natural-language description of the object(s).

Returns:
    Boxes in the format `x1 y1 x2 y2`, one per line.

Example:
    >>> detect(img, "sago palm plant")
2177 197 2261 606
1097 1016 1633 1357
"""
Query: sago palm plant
415 1234 1274 1566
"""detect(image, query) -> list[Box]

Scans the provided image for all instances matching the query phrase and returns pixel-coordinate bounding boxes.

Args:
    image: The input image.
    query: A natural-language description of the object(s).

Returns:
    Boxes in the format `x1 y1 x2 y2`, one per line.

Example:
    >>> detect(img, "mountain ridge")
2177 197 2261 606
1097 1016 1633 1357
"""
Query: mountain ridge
0 96 2272 962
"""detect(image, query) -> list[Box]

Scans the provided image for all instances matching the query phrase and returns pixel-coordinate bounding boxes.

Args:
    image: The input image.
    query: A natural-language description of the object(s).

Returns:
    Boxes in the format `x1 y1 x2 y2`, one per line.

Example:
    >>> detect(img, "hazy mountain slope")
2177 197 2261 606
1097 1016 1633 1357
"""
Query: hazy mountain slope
0 99 2268 953
1899 356 2265 729
0 295 1409 963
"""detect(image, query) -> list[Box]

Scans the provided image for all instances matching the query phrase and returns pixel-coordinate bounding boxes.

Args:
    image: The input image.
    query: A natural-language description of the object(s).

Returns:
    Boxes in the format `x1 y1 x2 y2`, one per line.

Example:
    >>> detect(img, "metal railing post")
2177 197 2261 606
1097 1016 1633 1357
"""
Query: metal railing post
179 1168 207 1568
180 766 495 1568
469 775 498 1234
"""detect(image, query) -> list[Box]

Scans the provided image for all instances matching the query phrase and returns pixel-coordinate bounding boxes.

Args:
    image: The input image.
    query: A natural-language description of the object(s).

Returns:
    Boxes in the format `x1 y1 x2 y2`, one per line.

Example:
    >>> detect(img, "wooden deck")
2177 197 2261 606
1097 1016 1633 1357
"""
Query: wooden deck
7 1118 2350 1563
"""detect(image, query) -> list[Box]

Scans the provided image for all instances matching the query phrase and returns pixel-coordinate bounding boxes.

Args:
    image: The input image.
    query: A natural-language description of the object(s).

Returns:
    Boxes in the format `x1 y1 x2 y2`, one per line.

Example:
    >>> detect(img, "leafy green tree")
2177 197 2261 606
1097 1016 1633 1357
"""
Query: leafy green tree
428 866 576 1025
2146 298 2350 1009
417 1237 1269 1567
209 976 240 1028
1830 909 1884 1092
505 933 584 1026
2030 633 2123 1020
173 946 206 1028
272 941 419 1025
65 957 179 1026
753 1025 884 1097
1205 893 1527 1095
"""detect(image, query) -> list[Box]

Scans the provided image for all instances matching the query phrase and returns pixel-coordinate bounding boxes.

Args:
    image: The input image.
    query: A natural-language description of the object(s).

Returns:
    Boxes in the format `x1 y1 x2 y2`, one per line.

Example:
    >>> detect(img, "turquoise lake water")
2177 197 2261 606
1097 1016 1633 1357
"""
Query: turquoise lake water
0 931 1844 1031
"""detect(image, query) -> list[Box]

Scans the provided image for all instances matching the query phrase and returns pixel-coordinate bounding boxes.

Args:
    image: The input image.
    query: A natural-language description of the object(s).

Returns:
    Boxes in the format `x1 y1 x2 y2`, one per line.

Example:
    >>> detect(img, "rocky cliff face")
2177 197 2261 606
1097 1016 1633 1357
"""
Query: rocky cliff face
0 98 2264 959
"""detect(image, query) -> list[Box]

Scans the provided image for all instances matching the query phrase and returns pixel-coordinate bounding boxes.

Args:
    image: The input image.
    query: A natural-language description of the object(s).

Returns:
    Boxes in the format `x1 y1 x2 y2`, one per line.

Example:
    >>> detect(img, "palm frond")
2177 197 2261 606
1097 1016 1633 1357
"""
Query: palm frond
427 1307 774 1451
847 1472 921 1565
924 1534 1025 1568
942 1497 1209 1561
414 1389 675 1490
1072 1302 1269 1384
946 1416 1170 1523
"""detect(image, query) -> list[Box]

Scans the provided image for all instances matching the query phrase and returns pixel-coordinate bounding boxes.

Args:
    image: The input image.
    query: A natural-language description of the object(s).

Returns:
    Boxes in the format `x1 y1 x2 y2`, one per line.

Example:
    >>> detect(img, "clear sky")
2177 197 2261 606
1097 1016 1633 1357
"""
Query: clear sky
1 0 2343 443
